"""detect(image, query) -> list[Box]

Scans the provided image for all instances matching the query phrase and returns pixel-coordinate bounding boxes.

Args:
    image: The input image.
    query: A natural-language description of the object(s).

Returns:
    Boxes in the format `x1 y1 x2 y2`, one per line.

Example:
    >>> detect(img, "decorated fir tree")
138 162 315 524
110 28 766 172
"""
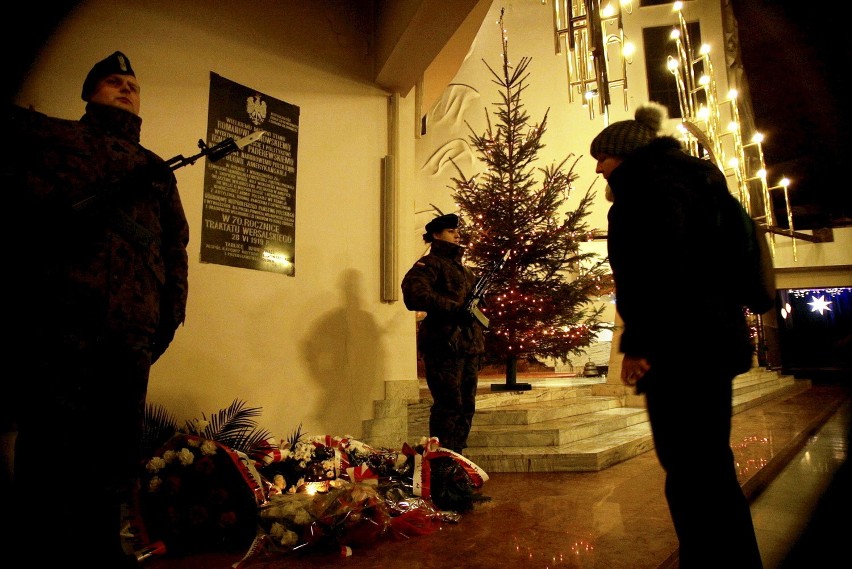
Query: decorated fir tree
451 10 612 386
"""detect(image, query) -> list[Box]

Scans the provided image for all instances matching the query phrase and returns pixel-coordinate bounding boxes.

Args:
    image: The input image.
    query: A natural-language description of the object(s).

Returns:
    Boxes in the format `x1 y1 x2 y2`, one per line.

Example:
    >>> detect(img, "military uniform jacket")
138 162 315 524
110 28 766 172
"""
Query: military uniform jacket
401 238 485 356
5 102 190 359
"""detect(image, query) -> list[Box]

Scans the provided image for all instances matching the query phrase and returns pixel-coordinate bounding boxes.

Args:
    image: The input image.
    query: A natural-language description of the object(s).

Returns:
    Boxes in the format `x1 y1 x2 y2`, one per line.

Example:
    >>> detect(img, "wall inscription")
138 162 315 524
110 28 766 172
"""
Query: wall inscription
200 73 299 275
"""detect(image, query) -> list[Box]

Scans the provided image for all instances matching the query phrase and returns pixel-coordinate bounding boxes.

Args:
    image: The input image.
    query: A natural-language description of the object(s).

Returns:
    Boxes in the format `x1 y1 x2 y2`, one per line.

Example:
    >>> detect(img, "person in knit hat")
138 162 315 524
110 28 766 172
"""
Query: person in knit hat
592 103 765 568
590 101 666 161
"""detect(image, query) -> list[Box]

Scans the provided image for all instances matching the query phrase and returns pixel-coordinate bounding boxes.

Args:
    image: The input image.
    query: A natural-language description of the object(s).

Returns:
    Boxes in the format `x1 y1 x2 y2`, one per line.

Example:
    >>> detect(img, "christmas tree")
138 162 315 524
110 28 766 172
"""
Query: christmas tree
450 9 612 386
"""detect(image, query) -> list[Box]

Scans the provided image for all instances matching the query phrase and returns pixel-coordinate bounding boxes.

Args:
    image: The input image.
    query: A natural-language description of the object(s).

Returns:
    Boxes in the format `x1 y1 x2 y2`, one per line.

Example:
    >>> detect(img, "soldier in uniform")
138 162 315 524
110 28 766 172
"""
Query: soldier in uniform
2 51 189 566
402 214 485 455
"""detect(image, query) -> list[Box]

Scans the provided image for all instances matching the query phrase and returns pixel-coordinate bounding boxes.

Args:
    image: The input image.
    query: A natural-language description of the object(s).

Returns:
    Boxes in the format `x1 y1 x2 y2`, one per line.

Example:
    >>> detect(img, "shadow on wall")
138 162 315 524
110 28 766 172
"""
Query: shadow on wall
300 268 386 436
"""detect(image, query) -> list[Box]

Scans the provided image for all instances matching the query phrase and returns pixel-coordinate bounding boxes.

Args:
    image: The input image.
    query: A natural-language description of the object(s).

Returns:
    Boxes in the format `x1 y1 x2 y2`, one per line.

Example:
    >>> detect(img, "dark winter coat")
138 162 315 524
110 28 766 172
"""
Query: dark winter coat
606 136 753 375
401 238 485 356
5 102 190 361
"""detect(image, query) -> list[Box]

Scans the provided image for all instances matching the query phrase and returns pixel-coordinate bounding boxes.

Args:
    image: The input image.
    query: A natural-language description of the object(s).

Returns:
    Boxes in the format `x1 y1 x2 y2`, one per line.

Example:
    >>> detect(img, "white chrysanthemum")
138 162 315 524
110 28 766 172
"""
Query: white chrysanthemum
187 437 201 447
177 447 195 466
269 521 286 538
271 474 285 491
394 453 407 469
148 476 162 493
163 449 177 463
200 440 218 456
188 419 210 433
292 508 313 525
279 528 299 547
293 442 314 462
146 456 166 473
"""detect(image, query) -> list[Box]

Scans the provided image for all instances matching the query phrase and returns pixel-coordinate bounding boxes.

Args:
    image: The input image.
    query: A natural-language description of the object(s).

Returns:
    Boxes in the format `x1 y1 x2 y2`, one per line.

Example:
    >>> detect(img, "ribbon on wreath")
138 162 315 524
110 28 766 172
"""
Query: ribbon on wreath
345 463 380 485
254 436 284 467
412 437 489 499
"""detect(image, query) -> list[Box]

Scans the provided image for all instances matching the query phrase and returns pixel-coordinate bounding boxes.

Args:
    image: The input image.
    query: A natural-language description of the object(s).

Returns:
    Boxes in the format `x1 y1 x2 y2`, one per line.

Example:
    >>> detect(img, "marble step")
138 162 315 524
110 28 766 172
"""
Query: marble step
472 395 622 426
468 405 648 447
407 382 604 440
465 421 655 472
444 383 596 410
458 370 809 473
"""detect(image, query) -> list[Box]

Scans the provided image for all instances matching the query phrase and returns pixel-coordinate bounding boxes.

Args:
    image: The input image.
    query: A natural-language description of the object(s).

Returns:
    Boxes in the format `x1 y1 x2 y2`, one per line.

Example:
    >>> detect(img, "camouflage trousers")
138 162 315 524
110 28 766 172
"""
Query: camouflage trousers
422 353 482 454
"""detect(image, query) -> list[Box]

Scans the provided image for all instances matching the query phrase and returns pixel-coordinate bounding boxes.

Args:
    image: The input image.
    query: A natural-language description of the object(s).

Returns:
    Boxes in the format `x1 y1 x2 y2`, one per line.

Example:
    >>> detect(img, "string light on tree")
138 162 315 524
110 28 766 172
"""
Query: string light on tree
450 9 613 388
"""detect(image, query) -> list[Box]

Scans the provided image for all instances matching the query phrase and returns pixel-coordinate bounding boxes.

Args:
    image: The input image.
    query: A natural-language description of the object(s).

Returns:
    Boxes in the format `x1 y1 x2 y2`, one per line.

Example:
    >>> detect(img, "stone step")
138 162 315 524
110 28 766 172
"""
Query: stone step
466 421 656 472
424 383 597 410
460 369 809 473
732 373 806 412
468 405 648 447
375 367 809 474
472 395 622 426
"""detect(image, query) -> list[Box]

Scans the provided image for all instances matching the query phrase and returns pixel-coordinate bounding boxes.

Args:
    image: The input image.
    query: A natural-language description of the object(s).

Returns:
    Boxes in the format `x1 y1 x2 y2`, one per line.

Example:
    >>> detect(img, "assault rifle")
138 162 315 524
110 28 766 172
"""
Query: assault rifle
164 130 265 171
465 249 511 328
72 130 265 213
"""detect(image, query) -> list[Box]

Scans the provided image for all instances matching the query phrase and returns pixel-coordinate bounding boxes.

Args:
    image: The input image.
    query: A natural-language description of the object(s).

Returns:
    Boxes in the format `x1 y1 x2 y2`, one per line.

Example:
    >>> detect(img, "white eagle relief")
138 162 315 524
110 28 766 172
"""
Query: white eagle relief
246 94 268 126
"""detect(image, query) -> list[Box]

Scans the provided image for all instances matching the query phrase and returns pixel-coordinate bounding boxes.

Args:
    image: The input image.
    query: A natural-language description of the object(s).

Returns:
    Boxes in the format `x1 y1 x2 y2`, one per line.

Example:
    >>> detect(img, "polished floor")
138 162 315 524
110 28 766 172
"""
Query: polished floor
148 380 851 569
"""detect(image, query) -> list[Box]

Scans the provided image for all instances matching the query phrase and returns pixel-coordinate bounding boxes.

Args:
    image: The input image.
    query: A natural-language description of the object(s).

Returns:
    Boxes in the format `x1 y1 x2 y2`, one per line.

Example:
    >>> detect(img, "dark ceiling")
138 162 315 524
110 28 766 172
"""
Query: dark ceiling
731 0 852 228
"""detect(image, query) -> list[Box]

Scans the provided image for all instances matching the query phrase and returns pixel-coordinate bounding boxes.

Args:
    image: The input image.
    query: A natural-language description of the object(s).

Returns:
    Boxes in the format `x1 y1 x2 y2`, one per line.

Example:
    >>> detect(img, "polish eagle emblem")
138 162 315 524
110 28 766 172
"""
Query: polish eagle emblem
246 94 267 126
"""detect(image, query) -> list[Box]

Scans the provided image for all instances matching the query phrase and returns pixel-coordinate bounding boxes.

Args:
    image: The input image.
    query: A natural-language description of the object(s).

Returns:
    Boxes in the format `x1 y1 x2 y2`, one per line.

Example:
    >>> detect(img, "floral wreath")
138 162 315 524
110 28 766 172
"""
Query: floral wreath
125 400 490 563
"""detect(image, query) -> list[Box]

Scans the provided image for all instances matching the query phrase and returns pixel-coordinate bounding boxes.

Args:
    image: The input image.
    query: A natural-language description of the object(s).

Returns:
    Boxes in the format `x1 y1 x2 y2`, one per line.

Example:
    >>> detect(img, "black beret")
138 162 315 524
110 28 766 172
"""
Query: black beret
81 51 135 101
425 213 459 234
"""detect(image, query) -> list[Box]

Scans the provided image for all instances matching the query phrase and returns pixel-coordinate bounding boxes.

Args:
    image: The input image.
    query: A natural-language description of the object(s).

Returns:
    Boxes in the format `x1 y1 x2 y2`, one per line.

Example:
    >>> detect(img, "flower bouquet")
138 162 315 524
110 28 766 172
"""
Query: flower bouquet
126 400 272 559
128 400 490 564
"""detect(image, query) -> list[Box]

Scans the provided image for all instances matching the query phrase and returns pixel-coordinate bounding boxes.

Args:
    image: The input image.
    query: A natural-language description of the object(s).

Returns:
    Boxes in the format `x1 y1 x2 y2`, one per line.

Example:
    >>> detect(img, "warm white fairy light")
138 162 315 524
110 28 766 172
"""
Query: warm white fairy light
553 0 634 117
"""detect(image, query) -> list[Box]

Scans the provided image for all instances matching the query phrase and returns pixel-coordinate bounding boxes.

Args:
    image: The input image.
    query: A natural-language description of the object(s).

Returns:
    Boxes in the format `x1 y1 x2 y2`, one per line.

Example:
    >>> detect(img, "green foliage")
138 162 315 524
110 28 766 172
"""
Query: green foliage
190 399 274 459
141 401 179 458
142 399 274 461
450 9 612 368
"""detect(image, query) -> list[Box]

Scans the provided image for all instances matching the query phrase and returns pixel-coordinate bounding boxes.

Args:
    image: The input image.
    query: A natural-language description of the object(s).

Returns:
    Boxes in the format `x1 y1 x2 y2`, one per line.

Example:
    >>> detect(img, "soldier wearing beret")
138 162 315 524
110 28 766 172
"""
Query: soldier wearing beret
401 213 485 455
2 51 189 566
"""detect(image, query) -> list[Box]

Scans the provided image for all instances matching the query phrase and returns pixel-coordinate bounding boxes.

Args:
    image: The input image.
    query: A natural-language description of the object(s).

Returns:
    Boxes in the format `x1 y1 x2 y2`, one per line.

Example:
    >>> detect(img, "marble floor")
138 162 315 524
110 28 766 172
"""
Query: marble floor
147 380 851 569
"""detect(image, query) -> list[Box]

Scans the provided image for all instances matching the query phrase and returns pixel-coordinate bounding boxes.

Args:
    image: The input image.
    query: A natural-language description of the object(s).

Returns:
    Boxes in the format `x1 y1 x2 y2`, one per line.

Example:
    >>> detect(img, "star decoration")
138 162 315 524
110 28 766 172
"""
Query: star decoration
807 295 832 315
